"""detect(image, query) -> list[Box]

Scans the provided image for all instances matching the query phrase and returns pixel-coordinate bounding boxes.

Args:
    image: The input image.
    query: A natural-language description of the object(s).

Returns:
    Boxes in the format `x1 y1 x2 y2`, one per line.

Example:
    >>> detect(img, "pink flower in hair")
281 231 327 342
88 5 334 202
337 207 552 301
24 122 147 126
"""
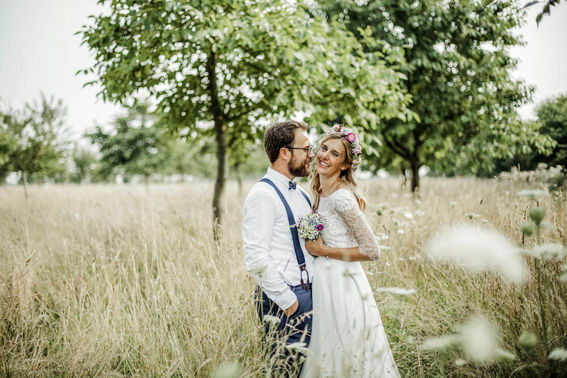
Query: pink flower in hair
346 133 357 143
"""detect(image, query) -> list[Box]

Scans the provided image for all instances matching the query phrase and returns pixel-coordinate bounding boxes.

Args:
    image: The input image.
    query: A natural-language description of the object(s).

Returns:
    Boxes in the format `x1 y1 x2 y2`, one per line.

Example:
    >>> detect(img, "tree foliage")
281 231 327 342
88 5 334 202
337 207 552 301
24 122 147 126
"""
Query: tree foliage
536 94 567 172
0 94 67 196
87 102 176 182
523 0 563 25
79 0 409 231
317 0 551 191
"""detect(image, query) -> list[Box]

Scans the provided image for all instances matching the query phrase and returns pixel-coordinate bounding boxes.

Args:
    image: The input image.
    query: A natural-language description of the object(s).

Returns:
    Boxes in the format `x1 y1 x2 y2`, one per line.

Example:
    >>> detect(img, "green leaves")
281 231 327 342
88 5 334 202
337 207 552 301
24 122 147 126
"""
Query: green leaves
0 94 67 184
320 0 539 187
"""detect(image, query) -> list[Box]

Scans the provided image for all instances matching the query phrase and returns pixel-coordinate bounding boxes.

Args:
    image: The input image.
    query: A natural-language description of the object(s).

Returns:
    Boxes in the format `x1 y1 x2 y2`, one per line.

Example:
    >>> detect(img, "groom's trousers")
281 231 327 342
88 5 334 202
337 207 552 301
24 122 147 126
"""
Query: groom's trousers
255 284 312 375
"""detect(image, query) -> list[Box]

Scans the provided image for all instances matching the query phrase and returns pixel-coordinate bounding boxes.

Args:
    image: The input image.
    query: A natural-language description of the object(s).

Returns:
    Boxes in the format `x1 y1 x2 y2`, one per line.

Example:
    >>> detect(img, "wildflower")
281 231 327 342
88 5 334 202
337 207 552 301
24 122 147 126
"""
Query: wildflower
425 224 529 284
211 361 241 378
518 331 538 348
517 189 547 198
422 335 460 351
263 315 281 326
520 222 536 236
286 342 310 355
461 316 500 363
549 348 567 361
529 243 567 259
528 207 546 225
374 287 416 296
346 132 357 143
455 359 468 366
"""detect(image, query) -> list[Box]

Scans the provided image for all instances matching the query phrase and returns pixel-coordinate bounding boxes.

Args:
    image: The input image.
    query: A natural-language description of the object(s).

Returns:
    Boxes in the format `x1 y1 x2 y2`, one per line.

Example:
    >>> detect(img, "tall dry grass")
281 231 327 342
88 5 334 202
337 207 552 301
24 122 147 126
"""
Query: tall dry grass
0 177 566 376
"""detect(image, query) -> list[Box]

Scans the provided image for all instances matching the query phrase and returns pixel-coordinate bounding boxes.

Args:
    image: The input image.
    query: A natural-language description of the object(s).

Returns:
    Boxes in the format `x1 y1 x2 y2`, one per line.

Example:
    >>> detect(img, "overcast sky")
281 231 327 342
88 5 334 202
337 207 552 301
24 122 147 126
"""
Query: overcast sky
1 0 566 140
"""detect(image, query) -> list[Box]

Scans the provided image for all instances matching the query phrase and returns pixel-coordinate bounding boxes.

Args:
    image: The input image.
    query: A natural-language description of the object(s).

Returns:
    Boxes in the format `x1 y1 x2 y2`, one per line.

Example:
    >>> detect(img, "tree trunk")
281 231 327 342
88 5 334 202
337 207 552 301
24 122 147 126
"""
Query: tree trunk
207 50 227 240
410 160 420 194
400 166 407 189
22 170 29 200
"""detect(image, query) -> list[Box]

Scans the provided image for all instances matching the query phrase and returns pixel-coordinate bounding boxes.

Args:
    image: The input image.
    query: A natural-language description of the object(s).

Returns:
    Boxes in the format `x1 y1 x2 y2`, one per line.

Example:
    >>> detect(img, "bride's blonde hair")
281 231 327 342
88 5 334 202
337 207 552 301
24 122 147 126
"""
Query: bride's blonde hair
310 133 366 211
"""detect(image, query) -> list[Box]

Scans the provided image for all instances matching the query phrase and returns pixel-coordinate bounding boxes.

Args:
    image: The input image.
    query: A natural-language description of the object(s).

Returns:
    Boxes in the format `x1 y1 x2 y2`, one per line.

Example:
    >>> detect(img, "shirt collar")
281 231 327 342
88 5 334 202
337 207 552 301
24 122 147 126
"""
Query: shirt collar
266 167 294 188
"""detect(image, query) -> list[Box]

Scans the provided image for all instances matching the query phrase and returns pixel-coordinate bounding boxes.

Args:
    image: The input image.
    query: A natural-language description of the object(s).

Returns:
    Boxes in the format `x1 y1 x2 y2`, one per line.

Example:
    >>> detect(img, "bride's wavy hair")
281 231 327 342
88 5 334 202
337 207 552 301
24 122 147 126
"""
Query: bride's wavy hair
310 133 366 211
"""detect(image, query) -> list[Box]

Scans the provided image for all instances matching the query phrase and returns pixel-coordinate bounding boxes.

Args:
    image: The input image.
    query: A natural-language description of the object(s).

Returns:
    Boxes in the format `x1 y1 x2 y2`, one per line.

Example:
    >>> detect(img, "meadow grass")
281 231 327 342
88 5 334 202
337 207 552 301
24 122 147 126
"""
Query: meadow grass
0 176 566 376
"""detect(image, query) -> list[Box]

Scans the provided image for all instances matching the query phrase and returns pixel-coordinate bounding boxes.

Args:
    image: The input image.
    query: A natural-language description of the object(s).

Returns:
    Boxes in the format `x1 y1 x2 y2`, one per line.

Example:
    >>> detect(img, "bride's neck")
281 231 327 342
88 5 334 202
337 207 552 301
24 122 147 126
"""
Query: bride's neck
319 173 343 197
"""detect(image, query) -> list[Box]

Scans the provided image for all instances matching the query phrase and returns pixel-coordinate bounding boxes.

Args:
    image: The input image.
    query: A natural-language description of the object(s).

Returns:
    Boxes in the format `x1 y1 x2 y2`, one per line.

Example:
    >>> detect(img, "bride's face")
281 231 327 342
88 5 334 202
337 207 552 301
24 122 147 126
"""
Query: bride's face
316 138 350 177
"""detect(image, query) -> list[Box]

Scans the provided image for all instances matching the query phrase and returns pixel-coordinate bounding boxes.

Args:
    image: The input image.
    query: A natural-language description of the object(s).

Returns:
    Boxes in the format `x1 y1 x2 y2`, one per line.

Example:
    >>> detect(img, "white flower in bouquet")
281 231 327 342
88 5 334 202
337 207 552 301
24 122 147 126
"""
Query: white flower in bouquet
297 211 326 241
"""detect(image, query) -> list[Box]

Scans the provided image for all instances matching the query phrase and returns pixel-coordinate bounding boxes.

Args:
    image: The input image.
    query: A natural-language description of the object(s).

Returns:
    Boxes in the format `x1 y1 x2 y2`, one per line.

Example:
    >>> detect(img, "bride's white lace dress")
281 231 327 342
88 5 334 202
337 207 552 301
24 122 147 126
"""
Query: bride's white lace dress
302 188 400 378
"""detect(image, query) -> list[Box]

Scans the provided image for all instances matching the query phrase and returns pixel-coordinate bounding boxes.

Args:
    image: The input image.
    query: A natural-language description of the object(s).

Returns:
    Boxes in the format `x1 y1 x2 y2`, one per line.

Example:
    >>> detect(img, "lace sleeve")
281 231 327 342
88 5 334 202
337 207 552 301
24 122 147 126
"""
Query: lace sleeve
333 189 380 260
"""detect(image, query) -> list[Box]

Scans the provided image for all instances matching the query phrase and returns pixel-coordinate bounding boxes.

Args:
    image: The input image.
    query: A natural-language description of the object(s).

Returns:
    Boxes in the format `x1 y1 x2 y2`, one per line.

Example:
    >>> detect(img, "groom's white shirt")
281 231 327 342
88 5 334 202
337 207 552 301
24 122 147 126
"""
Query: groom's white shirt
242 167 314 310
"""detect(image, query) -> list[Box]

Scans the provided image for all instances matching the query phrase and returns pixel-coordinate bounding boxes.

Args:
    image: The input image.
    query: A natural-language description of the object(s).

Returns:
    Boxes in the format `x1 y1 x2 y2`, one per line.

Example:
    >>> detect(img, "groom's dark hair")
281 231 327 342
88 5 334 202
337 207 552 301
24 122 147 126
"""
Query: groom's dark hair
264 120 308 163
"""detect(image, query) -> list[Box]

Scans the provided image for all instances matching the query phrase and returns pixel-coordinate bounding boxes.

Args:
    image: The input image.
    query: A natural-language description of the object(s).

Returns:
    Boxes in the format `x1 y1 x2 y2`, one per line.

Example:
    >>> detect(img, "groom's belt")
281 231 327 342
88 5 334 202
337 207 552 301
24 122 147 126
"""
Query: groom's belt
289 282 311 290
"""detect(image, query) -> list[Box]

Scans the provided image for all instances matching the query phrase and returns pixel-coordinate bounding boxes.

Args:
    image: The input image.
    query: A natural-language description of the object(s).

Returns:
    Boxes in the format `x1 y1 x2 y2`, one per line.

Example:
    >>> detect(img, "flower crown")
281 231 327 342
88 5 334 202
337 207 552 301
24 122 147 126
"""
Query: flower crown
329 124 362 171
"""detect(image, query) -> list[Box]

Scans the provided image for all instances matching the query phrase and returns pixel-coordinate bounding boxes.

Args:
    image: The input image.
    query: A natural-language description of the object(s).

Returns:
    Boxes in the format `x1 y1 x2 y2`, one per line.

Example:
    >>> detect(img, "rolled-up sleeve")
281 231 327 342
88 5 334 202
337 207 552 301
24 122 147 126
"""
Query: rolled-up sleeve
242 189 296 310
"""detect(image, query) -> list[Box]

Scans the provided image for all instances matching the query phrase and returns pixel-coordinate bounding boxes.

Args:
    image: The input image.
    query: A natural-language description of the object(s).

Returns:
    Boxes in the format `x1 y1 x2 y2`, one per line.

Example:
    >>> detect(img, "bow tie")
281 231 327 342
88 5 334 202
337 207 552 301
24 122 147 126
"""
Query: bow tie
288 181 297 190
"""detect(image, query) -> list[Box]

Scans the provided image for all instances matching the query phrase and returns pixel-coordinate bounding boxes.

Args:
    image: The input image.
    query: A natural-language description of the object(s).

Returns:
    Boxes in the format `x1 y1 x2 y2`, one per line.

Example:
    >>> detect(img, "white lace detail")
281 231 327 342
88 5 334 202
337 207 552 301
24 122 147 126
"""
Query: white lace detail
319 189 380 260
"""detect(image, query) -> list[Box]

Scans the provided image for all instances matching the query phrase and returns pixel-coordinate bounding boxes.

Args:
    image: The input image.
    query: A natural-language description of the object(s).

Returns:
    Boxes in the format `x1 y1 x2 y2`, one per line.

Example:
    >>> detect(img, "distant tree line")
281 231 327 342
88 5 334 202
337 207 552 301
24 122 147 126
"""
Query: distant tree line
0 96 270 192
1 0 565 227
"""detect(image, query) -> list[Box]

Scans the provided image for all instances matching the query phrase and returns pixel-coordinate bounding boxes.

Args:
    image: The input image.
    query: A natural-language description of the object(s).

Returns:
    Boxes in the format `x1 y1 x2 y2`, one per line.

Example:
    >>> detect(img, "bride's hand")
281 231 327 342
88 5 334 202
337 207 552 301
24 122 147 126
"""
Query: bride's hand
305 237 325 257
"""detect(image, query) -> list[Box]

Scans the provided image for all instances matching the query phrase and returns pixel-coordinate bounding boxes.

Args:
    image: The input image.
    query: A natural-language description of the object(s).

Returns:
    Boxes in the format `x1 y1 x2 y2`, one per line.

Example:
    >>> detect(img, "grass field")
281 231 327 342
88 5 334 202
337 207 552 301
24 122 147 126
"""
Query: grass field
1 176 566 377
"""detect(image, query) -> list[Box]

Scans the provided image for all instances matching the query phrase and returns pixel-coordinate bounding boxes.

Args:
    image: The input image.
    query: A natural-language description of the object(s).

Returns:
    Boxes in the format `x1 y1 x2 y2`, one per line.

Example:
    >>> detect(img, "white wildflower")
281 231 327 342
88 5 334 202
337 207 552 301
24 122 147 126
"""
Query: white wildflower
211 361 241 378
422 335 460 351
455 358 468 366
518 331 538 348
549 348 567 361
416 209 425 216
460 316 500 363
423 316 513 364
450 201 457 207
374 287 416 296
403 211 413 219
397 229 405 234
529 243 567 259
263 315 281 326
517 189 547 198
375 232 389 240
286 342 310 355
425 224 530 284
495 348 516 360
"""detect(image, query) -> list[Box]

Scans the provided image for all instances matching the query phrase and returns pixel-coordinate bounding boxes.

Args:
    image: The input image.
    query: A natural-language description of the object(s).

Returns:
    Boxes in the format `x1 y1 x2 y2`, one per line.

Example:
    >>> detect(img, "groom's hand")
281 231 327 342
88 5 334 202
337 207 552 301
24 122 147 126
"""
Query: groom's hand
284 299 299 317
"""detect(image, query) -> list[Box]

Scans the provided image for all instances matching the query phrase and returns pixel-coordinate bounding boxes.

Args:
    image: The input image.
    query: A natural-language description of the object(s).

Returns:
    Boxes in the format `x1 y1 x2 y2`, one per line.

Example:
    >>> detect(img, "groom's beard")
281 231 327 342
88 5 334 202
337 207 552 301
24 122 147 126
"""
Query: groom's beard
288 155 310 177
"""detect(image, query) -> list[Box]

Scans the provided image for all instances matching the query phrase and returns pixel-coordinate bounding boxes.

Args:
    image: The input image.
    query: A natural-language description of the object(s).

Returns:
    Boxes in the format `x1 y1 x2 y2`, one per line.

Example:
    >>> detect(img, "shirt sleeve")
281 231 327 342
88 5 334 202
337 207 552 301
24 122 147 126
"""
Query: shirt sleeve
242 188 297 310
333 190 380 260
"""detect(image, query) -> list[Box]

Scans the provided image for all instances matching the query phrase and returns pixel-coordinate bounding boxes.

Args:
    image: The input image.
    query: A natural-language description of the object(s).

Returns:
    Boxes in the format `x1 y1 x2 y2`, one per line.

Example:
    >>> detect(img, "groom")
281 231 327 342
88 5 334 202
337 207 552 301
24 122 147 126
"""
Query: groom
242 120 315 373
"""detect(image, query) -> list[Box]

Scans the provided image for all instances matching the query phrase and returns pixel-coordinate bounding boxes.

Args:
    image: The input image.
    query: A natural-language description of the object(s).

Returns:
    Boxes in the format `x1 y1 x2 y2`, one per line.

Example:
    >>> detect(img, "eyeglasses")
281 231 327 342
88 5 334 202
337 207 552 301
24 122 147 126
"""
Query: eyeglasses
287 145 314 154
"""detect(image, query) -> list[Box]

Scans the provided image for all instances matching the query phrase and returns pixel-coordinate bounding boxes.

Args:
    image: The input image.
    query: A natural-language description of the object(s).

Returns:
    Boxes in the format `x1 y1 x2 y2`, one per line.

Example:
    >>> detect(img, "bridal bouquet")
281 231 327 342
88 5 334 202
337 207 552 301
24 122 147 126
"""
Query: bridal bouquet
297 211 326 241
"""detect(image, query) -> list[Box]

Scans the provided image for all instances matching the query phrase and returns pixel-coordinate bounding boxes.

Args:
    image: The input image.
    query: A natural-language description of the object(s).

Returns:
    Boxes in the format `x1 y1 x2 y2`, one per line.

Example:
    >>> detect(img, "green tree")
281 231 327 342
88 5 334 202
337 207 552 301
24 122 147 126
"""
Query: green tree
0 94 67 197
536 94 567 172
79 0 409 233
318 0 549 192
70 144 100 183
87 102 175 184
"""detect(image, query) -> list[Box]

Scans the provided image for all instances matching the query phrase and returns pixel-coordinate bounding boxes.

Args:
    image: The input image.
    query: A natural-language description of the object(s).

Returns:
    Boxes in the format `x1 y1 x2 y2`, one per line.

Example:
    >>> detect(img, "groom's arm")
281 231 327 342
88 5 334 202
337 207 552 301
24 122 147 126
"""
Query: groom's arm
242 190 298 314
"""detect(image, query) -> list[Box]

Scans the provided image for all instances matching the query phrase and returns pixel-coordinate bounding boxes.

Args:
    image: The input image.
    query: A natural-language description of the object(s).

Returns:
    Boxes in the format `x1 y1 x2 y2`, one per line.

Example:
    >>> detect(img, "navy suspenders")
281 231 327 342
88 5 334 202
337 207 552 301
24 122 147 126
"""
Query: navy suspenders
260 178 312 289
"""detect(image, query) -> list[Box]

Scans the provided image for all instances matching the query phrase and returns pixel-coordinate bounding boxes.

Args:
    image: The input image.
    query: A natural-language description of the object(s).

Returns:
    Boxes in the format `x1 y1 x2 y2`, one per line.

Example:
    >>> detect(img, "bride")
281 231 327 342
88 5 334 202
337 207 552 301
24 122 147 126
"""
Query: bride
301 125 400 377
